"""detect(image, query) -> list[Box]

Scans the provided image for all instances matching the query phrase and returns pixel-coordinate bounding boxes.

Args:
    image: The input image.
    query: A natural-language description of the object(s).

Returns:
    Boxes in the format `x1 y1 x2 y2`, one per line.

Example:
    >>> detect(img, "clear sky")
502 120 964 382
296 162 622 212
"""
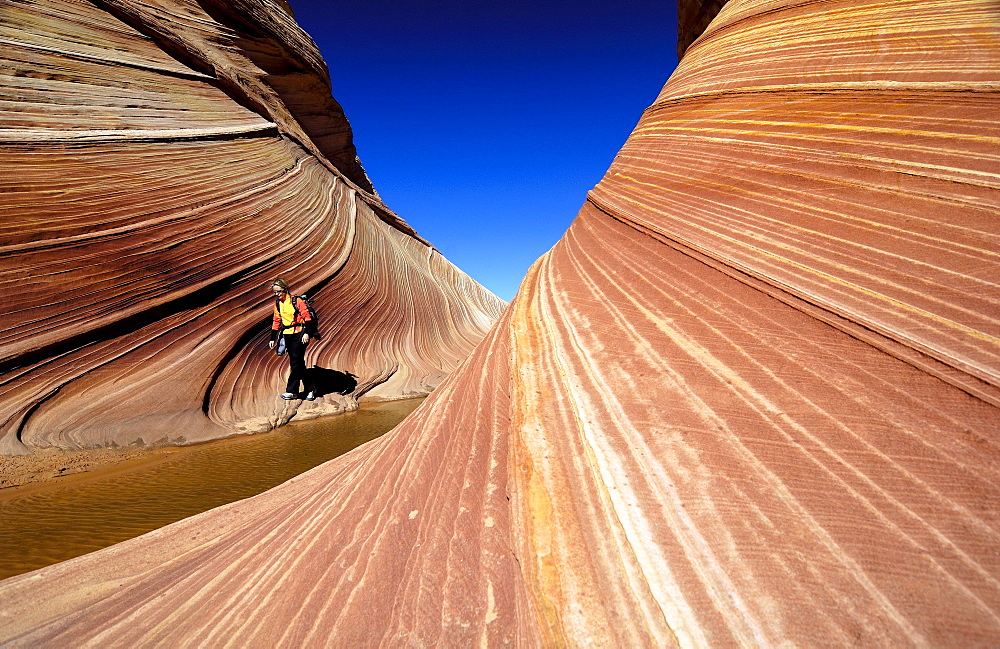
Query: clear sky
287 1 679 302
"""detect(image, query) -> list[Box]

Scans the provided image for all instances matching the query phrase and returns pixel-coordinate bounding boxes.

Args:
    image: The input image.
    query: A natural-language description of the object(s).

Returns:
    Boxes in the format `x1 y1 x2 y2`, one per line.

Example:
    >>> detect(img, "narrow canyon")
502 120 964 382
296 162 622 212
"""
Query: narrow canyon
0 0 998 646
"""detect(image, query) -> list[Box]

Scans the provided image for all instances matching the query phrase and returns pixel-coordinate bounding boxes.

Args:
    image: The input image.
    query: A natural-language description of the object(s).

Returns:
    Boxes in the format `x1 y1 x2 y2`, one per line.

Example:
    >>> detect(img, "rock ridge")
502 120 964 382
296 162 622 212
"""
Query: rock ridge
0 0 998 646
0 0 504 454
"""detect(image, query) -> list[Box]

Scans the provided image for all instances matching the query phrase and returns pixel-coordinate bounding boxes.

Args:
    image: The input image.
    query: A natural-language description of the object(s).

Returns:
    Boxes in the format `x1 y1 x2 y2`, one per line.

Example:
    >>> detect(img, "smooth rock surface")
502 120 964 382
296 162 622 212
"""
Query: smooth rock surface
0 0 504 453
1 0 999 646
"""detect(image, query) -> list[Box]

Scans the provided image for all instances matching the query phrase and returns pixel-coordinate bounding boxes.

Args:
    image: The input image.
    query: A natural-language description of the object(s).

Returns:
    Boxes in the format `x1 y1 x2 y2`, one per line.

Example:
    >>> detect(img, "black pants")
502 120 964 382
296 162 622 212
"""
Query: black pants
283 333 314 395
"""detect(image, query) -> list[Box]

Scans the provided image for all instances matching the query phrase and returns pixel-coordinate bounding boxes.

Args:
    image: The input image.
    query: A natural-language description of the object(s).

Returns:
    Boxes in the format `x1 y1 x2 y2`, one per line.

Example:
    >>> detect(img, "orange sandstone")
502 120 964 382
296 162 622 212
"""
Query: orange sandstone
0 0 504 454
0 0 998 646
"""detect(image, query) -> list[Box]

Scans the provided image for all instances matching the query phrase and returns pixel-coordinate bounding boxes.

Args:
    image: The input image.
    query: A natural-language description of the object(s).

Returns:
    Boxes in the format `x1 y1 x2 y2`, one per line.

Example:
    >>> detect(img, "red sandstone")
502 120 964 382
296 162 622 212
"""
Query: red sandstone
0 0 504 454
0 0 998 646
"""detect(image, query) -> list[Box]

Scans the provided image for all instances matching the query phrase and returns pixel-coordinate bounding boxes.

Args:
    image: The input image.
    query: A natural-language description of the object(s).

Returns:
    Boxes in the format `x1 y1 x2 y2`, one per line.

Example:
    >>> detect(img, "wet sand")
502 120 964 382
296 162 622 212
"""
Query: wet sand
0 445 173 492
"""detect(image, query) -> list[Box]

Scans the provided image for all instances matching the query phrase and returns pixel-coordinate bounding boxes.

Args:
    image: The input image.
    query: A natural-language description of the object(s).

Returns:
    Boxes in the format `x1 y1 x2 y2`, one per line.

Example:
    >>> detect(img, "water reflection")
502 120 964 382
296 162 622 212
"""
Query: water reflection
0 398 422 581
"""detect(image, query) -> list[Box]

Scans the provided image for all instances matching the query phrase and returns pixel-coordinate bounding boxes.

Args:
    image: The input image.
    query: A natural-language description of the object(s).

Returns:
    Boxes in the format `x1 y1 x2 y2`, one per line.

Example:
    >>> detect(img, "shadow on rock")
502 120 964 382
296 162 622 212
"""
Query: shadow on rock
307 367 358 397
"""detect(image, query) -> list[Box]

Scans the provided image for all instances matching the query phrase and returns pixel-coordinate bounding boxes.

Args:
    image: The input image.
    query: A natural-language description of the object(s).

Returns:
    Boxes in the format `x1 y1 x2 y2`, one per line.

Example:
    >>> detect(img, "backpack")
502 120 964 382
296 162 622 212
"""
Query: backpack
275 294 322 341
295 295 321 341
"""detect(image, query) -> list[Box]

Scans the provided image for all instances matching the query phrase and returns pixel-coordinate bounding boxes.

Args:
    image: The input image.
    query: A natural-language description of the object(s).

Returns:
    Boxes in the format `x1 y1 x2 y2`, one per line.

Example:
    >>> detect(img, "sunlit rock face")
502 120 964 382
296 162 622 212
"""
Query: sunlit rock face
1 0 999 646
0 0 504 454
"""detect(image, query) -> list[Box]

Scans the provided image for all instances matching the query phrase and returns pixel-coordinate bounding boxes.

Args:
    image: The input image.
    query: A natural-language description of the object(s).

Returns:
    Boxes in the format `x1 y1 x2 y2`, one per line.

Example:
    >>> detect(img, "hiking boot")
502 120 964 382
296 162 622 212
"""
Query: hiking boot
305 392 316 401
280 392 296 400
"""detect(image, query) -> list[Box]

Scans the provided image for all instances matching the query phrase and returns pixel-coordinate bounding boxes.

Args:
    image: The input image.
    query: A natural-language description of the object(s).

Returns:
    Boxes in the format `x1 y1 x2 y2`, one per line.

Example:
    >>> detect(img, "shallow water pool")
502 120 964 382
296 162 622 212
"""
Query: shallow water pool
0 398 423 581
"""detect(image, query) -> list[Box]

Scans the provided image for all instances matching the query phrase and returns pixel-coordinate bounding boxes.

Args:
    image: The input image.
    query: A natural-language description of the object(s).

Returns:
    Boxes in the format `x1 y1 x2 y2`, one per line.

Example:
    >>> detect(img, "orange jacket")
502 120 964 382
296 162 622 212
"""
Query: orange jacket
271 295 314 340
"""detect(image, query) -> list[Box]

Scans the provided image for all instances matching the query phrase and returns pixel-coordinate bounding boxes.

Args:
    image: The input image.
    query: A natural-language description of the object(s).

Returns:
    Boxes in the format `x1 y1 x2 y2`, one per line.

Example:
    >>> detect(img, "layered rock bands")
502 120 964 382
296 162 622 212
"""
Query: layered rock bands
1 0 999 647
0 0 505 454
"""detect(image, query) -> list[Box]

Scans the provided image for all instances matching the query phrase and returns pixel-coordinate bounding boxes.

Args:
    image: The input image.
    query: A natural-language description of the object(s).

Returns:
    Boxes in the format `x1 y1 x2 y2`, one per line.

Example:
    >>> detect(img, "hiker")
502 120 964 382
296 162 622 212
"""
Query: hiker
268 278 317 401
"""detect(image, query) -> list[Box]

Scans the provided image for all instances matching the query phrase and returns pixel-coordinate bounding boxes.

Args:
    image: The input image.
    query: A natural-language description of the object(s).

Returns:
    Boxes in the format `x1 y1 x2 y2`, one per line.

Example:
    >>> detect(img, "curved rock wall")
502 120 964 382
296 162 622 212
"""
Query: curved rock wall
0 0 504 453
1 0 999 646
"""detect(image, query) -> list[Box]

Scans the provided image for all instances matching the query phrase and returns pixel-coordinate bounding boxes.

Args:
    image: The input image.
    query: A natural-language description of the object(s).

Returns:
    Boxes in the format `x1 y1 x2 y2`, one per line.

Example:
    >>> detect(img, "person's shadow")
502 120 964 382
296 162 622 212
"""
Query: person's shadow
306 367 358 398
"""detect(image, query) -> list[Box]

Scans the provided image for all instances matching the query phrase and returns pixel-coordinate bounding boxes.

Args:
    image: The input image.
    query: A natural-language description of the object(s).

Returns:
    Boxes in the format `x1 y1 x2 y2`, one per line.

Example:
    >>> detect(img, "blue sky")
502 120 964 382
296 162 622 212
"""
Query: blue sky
287 1 679 301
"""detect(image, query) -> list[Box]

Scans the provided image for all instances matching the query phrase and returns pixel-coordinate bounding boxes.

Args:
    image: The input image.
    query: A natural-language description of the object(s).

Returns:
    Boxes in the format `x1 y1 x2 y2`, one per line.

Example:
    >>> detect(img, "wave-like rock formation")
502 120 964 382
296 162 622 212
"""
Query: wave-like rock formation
0 0 504 454
1 0 999 646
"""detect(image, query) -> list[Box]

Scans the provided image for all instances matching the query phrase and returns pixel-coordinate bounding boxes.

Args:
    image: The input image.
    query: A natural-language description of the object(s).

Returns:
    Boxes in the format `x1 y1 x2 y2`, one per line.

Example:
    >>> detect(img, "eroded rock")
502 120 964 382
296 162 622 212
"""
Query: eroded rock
0 0 504 454
0 0 998 646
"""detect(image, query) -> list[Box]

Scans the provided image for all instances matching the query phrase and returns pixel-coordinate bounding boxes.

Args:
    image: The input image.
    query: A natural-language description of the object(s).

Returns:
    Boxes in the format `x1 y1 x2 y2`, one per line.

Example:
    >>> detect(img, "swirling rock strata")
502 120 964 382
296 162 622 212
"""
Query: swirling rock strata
1 0 999 646
0 0 504 453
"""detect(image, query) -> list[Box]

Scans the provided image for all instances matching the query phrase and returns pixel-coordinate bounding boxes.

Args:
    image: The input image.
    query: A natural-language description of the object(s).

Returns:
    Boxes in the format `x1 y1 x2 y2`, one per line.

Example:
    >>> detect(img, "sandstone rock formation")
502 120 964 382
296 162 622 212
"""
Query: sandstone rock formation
676 0 726 57
1 0 999 646
0 0 504 454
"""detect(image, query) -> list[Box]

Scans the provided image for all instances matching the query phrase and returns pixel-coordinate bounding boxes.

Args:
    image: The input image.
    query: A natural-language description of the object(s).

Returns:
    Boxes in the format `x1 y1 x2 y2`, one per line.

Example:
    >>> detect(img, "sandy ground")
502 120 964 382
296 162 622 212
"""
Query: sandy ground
0 446 154 491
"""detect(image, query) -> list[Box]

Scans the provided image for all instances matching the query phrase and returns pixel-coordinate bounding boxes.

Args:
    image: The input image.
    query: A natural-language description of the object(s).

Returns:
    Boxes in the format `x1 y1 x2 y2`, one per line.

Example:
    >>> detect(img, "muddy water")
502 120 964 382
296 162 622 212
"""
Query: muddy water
0 398 423 581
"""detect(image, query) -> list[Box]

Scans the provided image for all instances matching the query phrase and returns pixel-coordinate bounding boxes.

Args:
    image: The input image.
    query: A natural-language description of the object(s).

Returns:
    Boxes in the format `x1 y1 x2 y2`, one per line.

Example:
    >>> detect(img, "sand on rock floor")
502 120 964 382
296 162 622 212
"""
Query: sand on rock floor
0 446 154 491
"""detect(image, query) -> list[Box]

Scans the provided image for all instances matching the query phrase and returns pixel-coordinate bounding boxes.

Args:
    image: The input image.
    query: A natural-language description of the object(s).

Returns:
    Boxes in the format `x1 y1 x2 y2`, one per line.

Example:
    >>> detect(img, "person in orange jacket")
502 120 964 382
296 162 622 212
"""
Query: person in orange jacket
268 278 317 400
